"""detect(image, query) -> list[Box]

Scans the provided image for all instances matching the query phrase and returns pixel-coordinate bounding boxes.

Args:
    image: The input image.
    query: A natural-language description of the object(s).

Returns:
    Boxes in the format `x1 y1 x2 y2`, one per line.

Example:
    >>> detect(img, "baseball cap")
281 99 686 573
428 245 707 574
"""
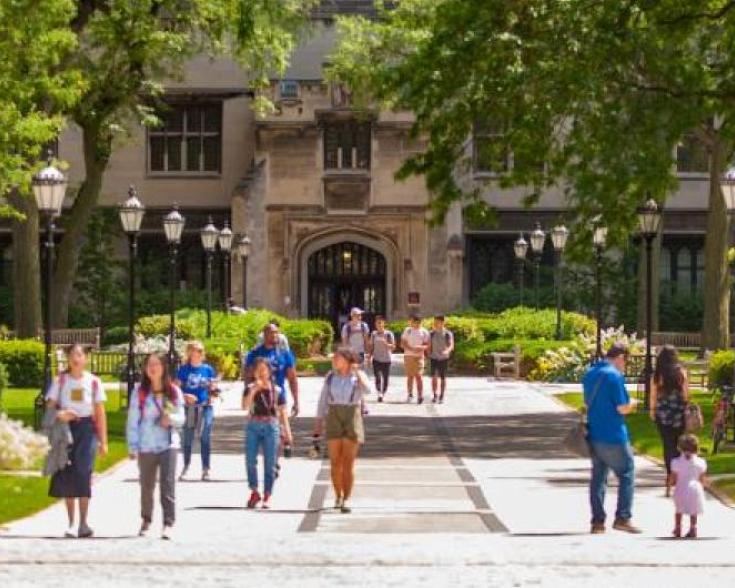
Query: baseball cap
350 307 364 315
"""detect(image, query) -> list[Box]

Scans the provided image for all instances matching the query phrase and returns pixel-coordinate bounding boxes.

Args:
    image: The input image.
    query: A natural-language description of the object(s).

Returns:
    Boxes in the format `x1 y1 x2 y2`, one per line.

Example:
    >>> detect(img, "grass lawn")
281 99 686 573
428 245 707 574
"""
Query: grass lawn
558 389 735 500
0 388 129 525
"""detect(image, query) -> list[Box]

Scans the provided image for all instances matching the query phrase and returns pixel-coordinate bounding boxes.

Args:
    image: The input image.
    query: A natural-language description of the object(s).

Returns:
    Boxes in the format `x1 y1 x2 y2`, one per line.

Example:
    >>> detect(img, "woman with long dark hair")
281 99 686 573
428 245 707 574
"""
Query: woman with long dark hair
46 344 108 538
650 345 689 497
312 347 370 514
127 353 185 539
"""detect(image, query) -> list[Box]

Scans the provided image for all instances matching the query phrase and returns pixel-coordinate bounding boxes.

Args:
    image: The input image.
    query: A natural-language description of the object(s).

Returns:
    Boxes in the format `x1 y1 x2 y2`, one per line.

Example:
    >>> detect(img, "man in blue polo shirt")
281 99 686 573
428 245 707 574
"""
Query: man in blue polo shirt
583 343 640 535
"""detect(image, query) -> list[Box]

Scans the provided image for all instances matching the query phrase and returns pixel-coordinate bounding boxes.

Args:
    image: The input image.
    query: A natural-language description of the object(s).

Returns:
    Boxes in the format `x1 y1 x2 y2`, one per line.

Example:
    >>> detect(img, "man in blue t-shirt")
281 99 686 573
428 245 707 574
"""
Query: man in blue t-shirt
245 324 300 454
582 343 640 535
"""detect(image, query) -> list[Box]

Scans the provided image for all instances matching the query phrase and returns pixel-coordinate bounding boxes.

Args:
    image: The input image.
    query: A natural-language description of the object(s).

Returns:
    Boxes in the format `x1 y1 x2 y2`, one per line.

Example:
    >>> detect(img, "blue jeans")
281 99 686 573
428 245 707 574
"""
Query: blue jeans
589 441 635 524
245 419 280 495
183 405 214 470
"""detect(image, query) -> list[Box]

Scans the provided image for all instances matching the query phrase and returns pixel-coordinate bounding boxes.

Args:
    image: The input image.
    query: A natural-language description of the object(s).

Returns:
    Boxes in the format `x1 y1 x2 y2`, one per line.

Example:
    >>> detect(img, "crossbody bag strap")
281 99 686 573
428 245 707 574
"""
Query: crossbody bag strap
584 375 605 419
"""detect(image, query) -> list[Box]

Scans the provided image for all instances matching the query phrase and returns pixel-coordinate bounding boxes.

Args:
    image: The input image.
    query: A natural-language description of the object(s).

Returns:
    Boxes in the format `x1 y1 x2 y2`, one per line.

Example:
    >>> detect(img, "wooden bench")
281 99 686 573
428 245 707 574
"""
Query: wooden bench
491 346 521 379
6 327 101 349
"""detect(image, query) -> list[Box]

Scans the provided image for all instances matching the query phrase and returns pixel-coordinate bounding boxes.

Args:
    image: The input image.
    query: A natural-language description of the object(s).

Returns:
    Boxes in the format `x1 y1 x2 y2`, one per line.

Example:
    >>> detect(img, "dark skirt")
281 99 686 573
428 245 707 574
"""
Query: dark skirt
49 417 97 498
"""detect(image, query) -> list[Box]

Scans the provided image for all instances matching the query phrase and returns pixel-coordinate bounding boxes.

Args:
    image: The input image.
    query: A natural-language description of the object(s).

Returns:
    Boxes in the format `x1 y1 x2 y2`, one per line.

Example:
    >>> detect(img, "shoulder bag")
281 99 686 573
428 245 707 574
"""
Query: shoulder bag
563 376 603 458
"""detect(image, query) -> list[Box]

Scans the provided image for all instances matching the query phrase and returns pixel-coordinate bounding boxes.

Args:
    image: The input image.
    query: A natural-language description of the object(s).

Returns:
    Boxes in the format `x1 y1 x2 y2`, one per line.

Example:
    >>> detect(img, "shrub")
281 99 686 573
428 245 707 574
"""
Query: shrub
203 346 240 380
529 326 644 382
659 285 704 332
708 350 734 389
0 340 45 387
136 315 195 340
0 413 50 470
102 326 129 346
471 282 556 313
481 308 595 341
0 362 8 408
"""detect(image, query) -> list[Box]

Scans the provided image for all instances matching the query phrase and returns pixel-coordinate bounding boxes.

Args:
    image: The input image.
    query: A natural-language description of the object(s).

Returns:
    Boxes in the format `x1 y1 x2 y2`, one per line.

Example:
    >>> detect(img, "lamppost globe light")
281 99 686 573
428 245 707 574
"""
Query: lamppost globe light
218 221 233 252
593 224 608 248
238 235 251 259
514 234 528 260
551 224 569 252
32 152 67 216
163 204 185 244
119 185 145 234
636 198 661 237
721 165 735 213
200 216 219 252
530 222 546 254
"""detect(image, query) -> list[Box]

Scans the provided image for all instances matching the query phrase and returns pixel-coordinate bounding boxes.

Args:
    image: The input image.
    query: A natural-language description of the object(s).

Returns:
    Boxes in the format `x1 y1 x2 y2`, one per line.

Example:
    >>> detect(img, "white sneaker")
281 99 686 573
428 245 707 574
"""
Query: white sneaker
161 525 173 540
64 526 76 538
178 467 189 481
139 521 151 537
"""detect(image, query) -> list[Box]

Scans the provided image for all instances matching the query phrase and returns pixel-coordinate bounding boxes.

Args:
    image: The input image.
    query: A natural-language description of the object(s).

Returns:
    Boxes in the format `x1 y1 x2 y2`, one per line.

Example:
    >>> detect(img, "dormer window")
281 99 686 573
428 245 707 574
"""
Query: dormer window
279 80 299 100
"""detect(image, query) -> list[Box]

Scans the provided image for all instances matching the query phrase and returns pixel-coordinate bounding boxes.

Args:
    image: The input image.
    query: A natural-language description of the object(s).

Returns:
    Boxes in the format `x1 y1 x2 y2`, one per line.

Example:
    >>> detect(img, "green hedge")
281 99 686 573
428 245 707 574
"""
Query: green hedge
134 308 333 359
0 340 45 387
708 350 734 388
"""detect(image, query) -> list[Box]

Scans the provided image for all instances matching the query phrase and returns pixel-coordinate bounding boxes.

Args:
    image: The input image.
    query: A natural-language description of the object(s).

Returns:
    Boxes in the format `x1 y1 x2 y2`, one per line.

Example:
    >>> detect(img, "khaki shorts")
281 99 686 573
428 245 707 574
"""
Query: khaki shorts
326 404 365 444
404 355 425 377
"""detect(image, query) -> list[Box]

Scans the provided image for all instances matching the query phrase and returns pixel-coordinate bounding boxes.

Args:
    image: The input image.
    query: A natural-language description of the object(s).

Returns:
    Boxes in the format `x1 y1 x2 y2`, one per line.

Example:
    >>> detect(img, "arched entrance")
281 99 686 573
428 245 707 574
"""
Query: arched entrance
307 241 387 333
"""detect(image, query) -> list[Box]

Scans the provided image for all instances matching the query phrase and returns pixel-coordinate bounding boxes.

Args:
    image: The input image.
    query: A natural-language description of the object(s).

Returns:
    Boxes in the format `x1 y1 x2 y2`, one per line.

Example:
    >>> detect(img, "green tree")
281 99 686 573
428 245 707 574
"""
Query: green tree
11 0 316 329
0 0 82 336
71 209 125 336
330 0 735 348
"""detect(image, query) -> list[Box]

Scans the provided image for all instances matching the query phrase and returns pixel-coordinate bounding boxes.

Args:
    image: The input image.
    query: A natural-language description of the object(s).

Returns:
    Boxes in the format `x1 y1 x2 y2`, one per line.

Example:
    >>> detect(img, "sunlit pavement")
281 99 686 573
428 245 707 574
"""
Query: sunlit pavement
2 374 735 587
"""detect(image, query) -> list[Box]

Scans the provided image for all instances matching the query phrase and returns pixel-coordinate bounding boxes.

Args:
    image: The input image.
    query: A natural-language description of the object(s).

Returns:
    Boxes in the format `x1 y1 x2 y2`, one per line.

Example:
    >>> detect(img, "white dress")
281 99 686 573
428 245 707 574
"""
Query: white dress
672 454 706 515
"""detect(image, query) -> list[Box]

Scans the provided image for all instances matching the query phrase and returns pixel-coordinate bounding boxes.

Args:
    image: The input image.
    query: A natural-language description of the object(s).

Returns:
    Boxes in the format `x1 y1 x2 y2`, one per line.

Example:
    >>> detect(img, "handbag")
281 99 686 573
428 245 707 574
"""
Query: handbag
564 376 603 458
684 403 703 432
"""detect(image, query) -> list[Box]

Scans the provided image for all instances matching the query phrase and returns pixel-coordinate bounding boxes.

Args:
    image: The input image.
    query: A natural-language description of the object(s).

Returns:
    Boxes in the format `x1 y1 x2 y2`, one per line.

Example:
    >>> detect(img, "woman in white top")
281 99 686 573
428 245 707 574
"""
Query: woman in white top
45 344 107 538
312 347 370 513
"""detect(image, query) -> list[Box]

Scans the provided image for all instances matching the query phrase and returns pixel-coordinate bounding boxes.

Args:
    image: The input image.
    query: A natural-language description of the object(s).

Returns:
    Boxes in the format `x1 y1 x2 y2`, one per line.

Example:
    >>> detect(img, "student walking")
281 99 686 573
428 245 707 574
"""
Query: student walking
312 347 370 513
583 343 641 535
341 307 370 365
176 341 219 481
245 324 300 459
671 434 707 539
650 345 689 497
401 315 430 404
45 344 108 538
242 358 286 509
368 315 395 402
429 315 454 403
127 353 186 540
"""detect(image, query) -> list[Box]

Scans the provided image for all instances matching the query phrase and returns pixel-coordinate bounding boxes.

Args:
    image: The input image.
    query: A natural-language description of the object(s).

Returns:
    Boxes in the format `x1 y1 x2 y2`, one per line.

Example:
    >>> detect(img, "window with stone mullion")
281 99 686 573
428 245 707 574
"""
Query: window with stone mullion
324 121 371 170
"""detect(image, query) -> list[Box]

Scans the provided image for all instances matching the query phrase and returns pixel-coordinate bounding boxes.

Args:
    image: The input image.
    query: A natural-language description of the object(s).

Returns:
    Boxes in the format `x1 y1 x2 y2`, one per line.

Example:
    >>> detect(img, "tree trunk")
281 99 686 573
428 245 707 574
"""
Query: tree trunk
701 141 730 351
52 121 109 327
8 190 42 337
636 221 662 335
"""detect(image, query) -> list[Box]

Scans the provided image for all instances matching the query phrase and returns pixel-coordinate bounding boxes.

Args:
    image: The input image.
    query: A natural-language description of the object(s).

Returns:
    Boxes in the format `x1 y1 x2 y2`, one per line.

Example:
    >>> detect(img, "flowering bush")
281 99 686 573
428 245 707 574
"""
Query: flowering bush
0 414 50 471
528 326 644 382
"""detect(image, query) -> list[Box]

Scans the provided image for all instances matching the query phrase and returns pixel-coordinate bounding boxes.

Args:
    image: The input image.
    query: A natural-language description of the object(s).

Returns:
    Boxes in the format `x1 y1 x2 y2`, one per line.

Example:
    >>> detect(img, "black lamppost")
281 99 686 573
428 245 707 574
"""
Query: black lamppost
637 198 662 410
238 234 251 309
32 152 68 429
163 205 185 368
593 220 608 359
551 224 569 340
514 233 528 306
218 221 233 310
118 186 145 404
529 222 546 309
200 216 218 339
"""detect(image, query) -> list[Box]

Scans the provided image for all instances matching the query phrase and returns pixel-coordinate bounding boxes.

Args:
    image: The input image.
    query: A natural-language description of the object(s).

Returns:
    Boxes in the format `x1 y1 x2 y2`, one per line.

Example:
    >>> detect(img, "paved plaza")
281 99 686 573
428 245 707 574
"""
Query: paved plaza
2 375 735 587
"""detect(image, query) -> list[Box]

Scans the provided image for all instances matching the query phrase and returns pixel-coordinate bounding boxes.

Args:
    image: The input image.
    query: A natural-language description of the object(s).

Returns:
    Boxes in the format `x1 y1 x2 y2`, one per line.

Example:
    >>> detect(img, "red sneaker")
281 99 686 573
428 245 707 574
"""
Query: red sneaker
262 493 271 509
247 490 261 509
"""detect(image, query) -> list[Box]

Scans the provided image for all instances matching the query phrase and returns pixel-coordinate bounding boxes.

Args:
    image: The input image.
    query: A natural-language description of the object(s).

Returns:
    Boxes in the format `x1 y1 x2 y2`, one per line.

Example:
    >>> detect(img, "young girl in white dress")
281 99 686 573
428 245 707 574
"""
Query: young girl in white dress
671 433 707 538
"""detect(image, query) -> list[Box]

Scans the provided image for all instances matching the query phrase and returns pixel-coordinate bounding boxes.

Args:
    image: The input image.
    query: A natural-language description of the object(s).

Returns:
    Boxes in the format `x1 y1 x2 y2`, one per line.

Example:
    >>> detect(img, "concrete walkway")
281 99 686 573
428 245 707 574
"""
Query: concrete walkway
2 376 735 587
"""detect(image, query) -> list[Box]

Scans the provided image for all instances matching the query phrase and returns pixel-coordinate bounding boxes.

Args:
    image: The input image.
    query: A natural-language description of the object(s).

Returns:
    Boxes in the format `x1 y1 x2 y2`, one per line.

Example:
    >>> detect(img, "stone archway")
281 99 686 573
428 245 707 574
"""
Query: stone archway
297 230 397 327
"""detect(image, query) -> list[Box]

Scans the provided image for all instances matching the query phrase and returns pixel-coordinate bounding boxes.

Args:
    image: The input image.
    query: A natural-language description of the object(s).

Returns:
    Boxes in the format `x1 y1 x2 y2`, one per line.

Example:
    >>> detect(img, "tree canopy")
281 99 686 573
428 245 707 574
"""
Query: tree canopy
0 0 82 215
331 0 735 346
